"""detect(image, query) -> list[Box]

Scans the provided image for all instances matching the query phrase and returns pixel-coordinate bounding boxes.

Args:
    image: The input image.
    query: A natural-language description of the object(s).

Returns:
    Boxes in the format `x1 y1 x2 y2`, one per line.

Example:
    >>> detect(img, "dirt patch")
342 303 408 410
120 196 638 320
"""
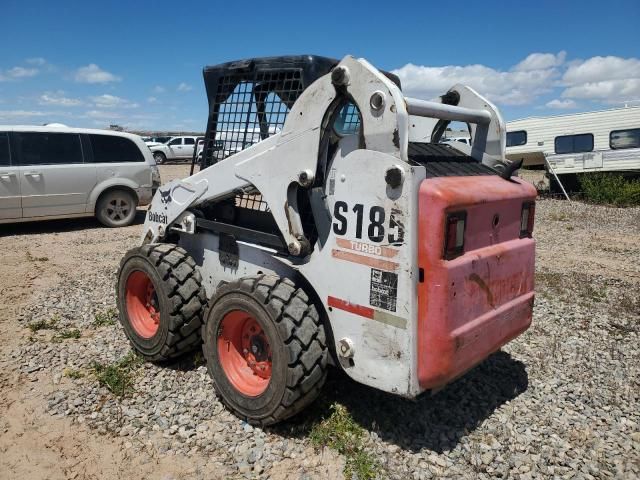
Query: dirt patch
0 165 228 479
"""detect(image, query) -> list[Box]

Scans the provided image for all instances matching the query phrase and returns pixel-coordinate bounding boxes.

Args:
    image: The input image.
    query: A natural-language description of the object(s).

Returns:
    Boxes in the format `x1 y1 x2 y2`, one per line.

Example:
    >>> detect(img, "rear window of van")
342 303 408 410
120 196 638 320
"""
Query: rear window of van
89 134 144 163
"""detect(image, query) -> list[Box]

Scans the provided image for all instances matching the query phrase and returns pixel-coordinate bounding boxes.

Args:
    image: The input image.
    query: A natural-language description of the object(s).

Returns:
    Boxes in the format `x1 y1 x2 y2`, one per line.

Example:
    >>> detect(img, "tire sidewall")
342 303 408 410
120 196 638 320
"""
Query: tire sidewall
153 152 166 164
97 190 137 227
117 253 172 357
204 291 287 420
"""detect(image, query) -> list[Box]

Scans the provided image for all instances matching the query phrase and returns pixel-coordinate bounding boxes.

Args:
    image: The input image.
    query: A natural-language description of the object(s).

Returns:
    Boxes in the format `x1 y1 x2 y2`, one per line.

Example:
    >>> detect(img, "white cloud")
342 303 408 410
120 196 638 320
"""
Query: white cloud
25 57 47 66
83 110 158 129
545 98 577 109
85 109 123 120
91 94 139 109
392 52 640 109
560 56 640 104
562 79 640 103
130 112 160 121
0 65 39 80
152 85 166 94
563 56 640 85
7 66 39 78
392 58 559 106
147 96 158 103
177 82 192 92
75 64 121 83
39 91 83 107
514 51 566 71
0 109 47 117
0 110 48 120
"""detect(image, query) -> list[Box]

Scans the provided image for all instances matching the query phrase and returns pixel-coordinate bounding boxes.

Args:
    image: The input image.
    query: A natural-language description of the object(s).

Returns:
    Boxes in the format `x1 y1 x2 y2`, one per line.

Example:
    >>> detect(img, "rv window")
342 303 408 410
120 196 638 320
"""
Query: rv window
507 130 527 147
554 133 593 154
610 128 640 150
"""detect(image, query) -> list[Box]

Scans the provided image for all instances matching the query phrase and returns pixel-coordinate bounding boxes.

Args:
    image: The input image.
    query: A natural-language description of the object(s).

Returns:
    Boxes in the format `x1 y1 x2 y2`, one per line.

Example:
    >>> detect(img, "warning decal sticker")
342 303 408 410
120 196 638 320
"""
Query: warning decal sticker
370 268 398 312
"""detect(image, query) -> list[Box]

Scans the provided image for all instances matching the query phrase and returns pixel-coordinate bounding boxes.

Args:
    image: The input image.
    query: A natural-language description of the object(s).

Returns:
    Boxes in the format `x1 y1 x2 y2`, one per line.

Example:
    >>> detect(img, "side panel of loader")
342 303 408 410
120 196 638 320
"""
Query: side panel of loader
299 149 425 396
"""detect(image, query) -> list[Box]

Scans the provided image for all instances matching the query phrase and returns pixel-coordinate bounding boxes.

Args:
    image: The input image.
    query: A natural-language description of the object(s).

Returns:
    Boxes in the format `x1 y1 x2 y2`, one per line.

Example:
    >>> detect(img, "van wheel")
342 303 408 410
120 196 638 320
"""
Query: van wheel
116 244 207 361
153 152 166 164
97 189 137 227
202 274 328 426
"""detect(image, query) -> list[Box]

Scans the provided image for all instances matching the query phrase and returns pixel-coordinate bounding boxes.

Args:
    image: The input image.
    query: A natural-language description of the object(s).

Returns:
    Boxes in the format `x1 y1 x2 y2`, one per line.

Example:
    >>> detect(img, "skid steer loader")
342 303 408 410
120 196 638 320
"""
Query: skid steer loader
116 55 536 426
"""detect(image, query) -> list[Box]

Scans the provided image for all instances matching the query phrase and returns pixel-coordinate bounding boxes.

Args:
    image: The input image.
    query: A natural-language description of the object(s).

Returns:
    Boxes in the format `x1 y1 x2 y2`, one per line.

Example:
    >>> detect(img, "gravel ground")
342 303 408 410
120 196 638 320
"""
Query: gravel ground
1 165 639 479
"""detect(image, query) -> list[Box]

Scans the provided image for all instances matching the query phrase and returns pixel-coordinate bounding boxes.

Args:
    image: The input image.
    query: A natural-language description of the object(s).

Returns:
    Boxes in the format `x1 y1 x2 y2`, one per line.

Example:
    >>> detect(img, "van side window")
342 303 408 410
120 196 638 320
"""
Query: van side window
14 132 83 165
610 128 640 150
554 133 593 154
183 137 195 145
0 133 10 166
89 134 144 163
506 130 527 147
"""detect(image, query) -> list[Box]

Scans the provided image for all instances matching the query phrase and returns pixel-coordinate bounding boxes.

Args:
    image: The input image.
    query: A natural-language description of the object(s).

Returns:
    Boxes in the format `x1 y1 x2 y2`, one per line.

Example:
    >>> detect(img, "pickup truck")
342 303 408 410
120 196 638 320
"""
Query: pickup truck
148 136 199 164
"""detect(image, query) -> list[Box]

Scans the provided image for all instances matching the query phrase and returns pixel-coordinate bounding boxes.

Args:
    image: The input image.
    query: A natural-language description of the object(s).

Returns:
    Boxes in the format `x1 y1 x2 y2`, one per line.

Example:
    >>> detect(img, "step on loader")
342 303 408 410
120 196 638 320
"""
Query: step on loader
116 55 536 425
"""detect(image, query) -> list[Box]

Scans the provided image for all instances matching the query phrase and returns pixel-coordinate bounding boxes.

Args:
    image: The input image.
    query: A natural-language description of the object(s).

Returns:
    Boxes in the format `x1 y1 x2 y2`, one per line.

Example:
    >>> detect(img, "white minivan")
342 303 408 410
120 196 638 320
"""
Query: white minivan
0 125 160 227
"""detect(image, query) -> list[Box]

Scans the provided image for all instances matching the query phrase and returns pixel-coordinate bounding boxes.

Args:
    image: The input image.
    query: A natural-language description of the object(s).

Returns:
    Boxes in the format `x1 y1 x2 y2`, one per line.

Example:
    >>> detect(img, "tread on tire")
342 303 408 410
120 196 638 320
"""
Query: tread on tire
202 274 328 426
117 243 207 361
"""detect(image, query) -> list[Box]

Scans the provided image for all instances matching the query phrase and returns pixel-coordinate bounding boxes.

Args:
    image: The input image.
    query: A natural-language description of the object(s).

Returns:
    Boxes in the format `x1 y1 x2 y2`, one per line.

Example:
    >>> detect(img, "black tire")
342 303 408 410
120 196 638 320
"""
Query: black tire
153 152 166 164
96 189 138 227
202 274 328 426
116 244 207 361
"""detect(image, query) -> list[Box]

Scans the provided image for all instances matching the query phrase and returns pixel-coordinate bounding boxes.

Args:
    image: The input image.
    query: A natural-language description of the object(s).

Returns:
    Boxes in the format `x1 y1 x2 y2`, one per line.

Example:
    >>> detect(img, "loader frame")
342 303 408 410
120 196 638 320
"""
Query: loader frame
140 55 519 397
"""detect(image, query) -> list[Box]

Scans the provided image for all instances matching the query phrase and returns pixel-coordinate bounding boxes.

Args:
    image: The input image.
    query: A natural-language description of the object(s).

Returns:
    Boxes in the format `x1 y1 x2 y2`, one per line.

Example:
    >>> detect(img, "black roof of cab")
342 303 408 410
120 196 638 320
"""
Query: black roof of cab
200 55 401 168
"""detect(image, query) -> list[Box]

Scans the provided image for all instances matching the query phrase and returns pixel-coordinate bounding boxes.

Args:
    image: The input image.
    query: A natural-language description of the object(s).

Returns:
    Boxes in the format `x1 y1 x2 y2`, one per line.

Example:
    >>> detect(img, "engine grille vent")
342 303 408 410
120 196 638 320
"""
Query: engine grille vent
408 143 498 178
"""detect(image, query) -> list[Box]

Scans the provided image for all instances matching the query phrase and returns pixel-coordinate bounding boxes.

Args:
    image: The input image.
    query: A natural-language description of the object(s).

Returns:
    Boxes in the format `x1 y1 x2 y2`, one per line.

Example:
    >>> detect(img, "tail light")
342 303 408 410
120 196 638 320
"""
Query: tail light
520 202 535 238
151 165 161 187
444 211 466 259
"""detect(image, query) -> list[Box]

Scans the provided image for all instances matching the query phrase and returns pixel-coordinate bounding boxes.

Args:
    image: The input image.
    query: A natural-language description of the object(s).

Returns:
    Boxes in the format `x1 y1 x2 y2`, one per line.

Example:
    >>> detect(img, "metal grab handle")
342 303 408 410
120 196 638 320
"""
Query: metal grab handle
0 172 16 179
405 97 492 125
25 171 42 177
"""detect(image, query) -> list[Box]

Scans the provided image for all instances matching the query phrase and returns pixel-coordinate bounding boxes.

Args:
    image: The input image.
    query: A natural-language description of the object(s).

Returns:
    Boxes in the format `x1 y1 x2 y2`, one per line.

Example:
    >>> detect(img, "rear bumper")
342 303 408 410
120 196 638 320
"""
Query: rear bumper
418 287 533 390
136 186 153 206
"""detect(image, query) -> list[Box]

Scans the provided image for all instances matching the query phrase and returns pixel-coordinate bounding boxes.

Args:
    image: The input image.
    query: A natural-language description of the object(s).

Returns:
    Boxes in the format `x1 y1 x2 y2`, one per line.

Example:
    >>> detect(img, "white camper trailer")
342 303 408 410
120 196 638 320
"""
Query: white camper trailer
506 107 640 180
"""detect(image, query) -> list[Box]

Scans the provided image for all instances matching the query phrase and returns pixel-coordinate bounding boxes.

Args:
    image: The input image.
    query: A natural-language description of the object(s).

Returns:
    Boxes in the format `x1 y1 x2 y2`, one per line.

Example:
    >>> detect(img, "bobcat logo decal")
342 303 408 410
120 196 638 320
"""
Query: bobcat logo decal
159 188 172 204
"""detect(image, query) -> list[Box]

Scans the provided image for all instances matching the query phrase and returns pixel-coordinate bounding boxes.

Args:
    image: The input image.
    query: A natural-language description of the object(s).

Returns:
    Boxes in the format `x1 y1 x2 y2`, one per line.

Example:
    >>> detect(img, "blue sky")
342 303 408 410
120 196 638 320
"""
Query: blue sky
0 0 638 131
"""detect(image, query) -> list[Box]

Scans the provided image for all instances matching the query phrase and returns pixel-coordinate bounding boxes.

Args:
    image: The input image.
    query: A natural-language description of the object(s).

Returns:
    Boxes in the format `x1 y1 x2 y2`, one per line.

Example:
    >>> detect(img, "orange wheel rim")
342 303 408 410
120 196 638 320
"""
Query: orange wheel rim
217 310 272 396
125 270 160 338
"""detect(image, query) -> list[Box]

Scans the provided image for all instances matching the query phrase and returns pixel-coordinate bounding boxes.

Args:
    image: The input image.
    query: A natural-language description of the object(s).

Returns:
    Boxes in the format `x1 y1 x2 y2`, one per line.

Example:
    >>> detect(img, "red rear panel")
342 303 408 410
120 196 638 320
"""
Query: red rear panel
417 176 536 390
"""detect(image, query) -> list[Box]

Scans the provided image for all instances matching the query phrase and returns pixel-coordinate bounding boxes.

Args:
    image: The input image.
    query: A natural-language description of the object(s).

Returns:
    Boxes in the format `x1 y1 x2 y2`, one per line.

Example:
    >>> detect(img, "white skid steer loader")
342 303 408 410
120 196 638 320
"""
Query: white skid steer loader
116 55 537 426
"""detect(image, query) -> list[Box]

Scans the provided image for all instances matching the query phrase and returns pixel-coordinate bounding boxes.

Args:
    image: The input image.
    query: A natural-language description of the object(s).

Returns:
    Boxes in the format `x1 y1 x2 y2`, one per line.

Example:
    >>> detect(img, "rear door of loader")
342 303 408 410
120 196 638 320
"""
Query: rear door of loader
416 169 537 390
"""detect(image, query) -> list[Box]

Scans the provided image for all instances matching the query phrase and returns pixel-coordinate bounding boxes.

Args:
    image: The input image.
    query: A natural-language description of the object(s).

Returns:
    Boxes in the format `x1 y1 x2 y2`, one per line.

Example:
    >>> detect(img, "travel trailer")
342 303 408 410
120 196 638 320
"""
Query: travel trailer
505 107 640 183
